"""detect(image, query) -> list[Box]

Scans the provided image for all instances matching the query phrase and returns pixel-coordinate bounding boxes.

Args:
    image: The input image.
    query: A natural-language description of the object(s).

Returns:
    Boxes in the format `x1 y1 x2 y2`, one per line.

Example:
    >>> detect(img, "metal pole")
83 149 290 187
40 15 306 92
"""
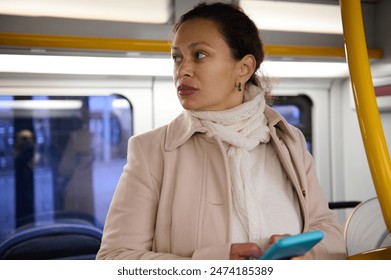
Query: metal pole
340 0 391 232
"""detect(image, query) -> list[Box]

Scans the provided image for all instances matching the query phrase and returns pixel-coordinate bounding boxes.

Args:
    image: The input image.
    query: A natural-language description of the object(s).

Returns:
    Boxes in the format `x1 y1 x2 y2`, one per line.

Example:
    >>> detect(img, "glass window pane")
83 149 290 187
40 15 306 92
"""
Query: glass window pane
0 95 133 241
272 104 301 126
272 95 312 154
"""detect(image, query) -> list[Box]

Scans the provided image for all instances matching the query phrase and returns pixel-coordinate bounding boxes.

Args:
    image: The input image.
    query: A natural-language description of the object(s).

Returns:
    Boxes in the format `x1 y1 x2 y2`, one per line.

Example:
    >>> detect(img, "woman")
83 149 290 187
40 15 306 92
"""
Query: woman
96 2 346 260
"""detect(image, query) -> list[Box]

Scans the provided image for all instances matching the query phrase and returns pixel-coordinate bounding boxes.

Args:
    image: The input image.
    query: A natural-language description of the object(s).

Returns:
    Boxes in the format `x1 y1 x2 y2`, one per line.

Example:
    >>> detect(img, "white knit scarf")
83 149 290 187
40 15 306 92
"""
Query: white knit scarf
190 85 271 242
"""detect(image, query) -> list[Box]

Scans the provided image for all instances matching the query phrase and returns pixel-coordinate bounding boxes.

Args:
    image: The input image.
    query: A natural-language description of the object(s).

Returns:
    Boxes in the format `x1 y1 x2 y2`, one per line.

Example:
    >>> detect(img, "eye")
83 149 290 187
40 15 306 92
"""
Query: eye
171 54 182 63
195 52 206 60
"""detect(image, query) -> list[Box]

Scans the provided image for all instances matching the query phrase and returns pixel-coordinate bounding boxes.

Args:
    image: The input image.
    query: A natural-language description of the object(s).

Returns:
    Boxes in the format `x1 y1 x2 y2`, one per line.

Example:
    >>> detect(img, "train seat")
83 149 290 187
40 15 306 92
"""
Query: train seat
344 197 391 259
0 222 102 260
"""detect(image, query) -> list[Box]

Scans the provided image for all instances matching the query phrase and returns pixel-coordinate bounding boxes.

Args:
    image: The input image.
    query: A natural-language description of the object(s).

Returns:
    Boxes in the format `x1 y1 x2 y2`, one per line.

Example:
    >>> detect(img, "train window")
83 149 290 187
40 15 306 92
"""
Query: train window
272 95 313 153
0 94 133 242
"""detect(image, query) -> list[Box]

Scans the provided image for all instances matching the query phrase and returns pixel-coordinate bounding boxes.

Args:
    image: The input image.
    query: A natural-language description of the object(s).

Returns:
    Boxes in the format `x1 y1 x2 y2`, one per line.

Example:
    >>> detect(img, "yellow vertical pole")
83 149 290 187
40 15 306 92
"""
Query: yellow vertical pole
340 0 391 232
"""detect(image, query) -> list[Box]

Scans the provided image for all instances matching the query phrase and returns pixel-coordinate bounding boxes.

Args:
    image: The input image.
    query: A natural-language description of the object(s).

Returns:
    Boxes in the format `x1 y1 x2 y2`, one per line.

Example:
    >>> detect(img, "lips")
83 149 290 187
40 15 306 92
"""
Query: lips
177 84 198 95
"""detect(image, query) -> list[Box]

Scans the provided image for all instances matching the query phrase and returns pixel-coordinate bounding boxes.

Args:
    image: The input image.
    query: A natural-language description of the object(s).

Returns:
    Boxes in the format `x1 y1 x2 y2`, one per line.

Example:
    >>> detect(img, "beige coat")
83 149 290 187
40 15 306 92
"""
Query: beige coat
96 106 346 260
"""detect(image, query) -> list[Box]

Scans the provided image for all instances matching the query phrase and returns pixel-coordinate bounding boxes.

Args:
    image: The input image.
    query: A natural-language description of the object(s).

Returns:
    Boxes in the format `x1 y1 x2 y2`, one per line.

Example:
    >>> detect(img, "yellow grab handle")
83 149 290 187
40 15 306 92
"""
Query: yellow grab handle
340 0 391 232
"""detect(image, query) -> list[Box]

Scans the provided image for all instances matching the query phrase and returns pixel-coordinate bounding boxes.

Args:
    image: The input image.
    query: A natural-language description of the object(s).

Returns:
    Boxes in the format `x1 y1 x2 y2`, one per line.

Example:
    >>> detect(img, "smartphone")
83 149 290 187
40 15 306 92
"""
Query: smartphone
259 230 324 260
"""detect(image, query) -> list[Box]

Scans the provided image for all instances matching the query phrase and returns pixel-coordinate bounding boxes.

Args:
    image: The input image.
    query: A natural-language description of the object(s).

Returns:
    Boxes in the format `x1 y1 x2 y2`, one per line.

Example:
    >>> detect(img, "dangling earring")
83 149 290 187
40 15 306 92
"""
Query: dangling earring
237 82 242 92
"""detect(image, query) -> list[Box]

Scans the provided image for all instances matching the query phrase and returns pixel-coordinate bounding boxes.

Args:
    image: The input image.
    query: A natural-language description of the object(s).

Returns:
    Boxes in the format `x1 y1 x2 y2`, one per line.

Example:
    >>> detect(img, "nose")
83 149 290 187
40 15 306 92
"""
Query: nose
176 58 192 79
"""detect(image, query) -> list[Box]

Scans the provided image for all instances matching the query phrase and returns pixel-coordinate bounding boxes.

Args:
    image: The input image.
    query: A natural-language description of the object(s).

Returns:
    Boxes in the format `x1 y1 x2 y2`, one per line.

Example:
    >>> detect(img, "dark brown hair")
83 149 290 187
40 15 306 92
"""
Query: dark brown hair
173 2 266 89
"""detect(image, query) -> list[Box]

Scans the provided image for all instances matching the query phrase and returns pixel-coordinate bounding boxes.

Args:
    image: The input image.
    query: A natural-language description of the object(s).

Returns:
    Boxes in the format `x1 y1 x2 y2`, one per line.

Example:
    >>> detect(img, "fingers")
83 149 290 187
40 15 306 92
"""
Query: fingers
267 234 290 247
230 243 263 260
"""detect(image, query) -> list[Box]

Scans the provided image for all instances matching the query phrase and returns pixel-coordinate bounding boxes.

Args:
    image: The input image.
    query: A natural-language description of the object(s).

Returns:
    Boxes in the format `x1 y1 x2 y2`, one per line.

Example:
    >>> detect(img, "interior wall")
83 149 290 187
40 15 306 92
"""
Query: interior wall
341 80 377 203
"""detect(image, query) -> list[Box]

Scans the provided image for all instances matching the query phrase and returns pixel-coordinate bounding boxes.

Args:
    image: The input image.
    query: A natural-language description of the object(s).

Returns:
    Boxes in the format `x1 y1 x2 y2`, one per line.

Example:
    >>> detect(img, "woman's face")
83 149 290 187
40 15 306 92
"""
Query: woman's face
171 19 244 111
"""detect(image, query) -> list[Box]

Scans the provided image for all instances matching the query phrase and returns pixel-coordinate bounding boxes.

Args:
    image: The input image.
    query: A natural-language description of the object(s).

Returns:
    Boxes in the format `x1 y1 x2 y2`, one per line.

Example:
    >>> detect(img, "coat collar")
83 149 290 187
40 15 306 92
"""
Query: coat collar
165 106 297 151
164 110 207 151
264 106 297 142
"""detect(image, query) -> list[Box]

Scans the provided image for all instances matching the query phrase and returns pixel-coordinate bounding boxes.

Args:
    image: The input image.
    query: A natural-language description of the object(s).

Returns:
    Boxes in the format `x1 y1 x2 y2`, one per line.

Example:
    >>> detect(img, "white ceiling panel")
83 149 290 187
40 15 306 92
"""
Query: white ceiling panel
0 0 172 24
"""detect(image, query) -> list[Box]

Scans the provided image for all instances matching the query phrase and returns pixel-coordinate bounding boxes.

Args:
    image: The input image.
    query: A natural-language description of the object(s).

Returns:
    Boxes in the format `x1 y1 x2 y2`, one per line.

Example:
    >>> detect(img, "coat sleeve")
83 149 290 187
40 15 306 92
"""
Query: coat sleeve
96 136 232 260
294 130 347 260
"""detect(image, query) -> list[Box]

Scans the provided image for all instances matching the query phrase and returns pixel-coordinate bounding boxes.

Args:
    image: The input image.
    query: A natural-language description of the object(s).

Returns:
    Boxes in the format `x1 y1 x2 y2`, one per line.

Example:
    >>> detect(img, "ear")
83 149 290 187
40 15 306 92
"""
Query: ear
237 54 256 83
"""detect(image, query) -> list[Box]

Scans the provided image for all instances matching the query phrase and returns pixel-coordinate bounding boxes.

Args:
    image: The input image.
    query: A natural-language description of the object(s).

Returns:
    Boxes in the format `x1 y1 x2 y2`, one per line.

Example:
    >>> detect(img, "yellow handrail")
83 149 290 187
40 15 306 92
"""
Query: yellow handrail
0 32 383 59
0 32 172 53
264 44 382 59
340 0 391 232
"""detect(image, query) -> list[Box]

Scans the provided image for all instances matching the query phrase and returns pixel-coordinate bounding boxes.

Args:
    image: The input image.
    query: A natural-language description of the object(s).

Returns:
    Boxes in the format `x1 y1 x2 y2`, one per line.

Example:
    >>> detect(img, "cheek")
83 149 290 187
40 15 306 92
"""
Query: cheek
214 61 236 78
206 66 235 90
203 63 231 81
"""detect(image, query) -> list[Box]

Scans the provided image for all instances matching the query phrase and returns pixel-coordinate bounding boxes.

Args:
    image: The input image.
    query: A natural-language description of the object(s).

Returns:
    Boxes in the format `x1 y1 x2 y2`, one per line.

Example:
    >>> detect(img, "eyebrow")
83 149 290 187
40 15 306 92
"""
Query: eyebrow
171 41 211 51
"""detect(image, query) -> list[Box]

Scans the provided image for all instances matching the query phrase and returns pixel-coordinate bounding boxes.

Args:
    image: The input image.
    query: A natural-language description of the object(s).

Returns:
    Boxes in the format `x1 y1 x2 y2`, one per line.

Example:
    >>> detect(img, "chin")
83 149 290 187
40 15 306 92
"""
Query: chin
180 100 198 111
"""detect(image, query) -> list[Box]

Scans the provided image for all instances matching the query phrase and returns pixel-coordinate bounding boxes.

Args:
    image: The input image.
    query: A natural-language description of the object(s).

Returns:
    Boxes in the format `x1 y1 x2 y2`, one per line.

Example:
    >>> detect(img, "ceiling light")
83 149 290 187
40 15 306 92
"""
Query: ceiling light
261 61 349 78
240 0 343 34
0 54 349 78
0 54 174 76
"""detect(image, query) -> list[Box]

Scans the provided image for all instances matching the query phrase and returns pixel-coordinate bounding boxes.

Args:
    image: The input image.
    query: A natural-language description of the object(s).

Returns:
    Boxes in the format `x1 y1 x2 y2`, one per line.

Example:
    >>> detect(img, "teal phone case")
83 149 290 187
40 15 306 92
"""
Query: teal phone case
259 230 324 260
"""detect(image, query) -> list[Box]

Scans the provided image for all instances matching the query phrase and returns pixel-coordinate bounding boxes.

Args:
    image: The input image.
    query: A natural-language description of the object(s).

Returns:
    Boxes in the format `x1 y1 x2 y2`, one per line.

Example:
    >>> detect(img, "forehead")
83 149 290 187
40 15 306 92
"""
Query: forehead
172 18 226 47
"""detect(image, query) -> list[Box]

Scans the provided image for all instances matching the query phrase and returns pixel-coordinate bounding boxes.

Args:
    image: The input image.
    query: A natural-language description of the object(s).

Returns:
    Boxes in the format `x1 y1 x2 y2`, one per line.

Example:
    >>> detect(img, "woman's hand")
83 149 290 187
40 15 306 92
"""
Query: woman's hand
267 234 311 260
230 243 262 260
